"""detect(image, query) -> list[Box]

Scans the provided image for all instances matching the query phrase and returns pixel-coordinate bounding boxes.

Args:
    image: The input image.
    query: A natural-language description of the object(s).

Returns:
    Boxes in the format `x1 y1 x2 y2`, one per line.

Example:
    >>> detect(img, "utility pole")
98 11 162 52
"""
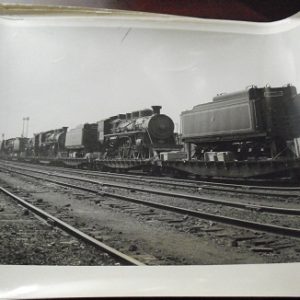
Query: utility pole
25 117 30 138
21 118 25 137
22 117 30 138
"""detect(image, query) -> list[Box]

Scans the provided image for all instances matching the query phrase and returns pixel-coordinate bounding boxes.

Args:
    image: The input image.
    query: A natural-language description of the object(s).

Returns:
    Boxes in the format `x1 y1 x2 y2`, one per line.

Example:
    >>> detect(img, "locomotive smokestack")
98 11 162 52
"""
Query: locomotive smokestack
152 106 162 115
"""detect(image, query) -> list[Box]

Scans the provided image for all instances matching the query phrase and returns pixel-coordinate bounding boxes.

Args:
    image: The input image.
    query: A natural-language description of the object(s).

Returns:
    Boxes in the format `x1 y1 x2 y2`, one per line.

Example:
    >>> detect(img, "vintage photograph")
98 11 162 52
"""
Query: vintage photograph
0 3 300 272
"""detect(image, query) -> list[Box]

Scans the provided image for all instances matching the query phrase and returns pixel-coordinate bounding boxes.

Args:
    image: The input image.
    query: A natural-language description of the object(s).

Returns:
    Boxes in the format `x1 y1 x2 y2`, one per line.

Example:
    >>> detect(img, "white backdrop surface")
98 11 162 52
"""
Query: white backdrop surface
0 7 300 298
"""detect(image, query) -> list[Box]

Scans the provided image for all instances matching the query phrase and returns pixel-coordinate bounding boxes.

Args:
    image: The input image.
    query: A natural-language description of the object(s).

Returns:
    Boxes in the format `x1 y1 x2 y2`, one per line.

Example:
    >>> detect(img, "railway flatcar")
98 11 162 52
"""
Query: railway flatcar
163 84 300 179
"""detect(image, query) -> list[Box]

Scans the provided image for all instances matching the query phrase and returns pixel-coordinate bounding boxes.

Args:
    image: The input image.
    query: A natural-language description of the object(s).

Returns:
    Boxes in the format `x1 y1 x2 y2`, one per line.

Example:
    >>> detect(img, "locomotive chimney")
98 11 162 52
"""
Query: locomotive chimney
152 106 162 115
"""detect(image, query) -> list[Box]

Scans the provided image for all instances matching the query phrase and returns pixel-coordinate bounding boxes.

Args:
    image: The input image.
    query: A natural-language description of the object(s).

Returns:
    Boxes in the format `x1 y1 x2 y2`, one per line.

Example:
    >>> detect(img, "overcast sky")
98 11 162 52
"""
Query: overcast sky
1 15 300 139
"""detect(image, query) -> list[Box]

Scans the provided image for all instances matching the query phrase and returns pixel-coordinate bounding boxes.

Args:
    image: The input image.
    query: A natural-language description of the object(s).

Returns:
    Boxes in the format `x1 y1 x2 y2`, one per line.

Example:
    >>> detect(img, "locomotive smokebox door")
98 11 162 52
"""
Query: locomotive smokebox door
148 115 175 140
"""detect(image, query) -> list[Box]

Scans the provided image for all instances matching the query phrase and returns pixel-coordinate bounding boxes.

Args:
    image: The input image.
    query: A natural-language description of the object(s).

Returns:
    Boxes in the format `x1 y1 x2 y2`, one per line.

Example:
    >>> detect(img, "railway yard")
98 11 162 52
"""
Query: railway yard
0 159 299 266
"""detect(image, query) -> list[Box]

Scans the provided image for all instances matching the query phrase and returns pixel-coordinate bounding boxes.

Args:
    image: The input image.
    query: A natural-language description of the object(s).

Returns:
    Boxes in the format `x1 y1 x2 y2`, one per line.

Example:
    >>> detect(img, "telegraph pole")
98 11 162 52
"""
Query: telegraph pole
22 117 30 138
21 118 25 137
25 117 30 137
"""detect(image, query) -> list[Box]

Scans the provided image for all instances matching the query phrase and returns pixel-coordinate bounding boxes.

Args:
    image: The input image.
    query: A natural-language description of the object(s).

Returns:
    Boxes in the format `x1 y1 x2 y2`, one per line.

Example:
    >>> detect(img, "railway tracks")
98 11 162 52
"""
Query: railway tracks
1 163 300 215
1 159 300 198
1 163 300 239
0 185 144 266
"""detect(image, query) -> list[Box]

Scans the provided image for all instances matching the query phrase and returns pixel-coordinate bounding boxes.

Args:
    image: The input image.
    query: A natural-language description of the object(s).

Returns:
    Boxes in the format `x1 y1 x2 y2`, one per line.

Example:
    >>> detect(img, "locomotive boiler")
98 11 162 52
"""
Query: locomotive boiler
97 106 179 160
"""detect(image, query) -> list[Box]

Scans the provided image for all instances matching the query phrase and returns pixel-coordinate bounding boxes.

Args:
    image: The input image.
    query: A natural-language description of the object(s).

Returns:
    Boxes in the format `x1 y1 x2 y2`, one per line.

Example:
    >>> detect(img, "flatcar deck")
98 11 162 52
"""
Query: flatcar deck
163 158 300 178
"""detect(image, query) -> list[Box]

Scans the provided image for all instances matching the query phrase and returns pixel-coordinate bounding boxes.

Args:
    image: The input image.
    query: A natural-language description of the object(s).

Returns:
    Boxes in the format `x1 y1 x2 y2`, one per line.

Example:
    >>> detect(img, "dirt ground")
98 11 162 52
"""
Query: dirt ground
0 191 121 265
0 169 299 265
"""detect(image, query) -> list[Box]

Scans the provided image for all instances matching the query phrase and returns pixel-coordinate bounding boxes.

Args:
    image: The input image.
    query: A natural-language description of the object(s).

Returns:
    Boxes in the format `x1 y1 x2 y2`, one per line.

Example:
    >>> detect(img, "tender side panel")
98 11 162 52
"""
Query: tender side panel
65 126 84 149
263 86 297 139
13 139 21 152
287 94 300 138
97 120 105 143
181 97 256 140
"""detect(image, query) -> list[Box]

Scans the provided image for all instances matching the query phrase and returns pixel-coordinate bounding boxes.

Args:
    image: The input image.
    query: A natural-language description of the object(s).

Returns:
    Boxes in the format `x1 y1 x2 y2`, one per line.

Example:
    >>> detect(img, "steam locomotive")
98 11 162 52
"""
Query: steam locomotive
97 105 178 159
163 84 300 178
0 106 179 172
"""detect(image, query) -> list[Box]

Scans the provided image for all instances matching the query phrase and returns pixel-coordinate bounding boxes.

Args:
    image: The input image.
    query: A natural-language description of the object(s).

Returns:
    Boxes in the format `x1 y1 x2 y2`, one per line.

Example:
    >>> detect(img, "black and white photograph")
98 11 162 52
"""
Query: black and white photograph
0 1 300 298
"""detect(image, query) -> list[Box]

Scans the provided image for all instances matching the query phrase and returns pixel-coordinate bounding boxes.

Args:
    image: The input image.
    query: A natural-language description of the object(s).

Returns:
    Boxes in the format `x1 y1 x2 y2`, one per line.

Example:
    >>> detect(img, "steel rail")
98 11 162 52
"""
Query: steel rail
0 186 144 266
3 167 300 239
2 160 300 194
193 180 300 191
198 185 300 197
47 168 300 195
67 171 300 196
2 165 300 216
0 160 198 188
